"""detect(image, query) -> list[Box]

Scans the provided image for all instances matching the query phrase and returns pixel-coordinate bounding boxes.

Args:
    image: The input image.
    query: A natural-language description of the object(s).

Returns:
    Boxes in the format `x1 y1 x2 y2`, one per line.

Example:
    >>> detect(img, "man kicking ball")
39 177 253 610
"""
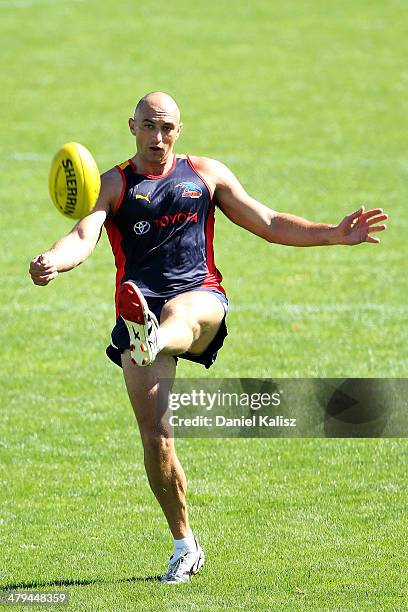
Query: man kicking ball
29 91 387 584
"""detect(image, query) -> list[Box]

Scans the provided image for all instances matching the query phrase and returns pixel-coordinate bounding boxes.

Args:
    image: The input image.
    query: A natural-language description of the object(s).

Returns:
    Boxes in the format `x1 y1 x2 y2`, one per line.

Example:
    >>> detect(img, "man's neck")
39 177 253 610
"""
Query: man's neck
131 153 175 176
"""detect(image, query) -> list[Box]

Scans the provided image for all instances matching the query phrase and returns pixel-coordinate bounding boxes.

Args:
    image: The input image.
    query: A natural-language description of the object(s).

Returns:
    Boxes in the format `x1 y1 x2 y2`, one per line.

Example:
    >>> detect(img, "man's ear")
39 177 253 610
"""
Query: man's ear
129 118 136 135
175 122 183 140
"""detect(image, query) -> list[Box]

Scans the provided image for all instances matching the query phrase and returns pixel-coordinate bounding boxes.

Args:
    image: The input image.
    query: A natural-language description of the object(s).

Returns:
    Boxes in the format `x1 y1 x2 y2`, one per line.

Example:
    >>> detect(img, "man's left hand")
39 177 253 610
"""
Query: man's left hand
337 206 388 245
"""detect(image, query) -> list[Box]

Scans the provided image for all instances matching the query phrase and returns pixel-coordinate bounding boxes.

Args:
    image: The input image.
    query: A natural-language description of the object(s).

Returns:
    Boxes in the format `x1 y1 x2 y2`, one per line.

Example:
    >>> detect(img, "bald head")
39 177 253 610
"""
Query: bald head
134 92 180 123
129 92 182 166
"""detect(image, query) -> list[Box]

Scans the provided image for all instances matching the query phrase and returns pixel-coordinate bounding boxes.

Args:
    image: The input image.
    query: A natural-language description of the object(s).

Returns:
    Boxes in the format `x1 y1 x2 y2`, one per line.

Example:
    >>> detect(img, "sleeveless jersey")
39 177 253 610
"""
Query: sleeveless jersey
104 155 225 314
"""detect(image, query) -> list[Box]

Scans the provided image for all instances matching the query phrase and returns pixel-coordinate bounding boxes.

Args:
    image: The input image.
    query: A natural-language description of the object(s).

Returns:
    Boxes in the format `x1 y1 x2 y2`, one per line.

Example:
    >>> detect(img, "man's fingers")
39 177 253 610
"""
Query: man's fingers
31 253 54 267
31 262 55 272
30 264 55 277
31 271 58 285
365 235 381 244
350 206 388 224
36 271 58 279
30 254 56 274
367 214 388 226
362 209 388 224
29 252 58 285
348 206 364 222
361 208 383 220
32 254 50 267
38 256 53 270
45 272 59 282
368 224 387 233
30 256 43 269
342 205 387 244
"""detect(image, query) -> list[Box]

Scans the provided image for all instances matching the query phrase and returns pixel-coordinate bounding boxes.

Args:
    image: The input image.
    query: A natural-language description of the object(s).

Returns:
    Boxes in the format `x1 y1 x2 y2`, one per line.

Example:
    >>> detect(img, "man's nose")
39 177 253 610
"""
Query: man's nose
152 129 163 143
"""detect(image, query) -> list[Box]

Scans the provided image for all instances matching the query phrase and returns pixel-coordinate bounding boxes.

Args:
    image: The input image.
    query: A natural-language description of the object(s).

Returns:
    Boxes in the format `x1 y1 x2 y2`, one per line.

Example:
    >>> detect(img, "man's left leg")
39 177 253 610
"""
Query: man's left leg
118 282 226 366
158 290 226 357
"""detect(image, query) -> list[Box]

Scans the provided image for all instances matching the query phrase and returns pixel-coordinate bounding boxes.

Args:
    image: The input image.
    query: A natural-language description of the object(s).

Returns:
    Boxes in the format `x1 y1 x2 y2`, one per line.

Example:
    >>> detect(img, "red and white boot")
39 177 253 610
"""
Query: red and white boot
118 281 160 366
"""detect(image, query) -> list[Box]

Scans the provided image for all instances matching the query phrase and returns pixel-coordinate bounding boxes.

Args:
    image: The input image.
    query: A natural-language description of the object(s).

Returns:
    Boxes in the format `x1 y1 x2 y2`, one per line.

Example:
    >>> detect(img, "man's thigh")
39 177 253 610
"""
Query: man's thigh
121 350 176 437
160 290 226 355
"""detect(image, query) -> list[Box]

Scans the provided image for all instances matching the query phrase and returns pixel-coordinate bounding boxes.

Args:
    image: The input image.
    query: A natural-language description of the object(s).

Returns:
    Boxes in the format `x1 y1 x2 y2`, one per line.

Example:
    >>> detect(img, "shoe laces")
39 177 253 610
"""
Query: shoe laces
147 313 159 335
165 552 190 578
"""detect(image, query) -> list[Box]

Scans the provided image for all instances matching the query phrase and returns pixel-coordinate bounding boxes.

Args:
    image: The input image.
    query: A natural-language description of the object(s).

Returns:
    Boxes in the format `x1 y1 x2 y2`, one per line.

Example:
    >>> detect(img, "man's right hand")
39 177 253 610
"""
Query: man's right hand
29 254 59 286
28 169 119 287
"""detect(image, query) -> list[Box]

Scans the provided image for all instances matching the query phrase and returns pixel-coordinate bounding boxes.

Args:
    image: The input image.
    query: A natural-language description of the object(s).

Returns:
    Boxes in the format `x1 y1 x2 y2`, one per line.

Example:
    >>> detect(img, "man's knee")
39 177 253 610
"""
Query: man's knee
142 434 175 462
161 302 201 340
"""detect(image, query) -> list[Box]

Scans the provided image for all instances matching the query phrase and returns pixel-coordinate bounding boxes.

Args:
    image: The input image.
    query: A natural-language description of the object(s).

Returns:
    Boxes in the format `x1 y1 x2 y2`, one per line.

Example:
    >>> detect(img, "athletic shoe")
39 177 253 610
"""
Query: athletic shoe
160 539 205 584
117 281 160 366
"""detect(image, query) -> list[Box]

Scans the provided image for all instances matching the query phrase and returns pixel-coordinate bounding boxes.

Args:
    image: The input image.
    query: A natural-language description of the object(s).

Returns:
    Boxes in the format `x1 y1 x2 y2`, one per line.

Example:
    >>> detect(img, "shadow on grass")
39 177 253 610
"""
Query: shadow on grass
0 575 161 590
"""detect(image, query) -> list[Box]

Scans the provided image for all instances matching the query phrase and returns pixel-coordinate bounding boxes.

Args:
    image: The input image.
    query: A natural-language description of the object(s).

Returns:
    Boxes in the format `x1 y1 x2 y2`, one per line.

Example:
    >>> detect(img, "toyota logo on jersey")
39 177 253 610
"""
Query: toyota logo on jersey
133 220 151 235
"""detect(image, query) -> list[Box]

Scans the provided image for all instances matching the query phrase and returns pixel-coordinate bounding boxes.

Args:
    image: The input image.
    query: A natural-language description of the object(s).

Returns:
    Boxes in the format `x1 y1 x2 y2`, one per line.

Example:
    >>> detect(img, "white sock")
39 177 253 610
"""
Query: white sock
173 531 196 560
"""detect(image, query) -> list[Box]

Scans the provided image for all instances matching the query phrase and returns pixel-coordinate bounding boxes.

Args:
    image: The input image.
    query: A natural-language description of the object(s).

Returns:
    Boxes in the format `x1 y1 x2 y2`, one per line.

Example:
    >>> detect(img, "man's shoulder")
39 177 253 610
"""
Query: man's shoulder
186 155 231 184
99 166 124 208
186 155 237 193
102 165 125 179
187 155 224 172
101 166 125 187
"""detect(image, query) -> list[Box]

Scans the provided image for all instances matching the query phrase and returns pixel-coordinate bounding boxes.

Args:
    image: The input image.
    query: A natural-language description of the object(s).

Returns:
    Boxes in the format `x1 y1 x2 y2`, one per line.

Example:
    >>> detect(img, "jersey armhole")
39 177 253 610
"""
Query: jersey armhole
187 156 214 202
112 164 127 215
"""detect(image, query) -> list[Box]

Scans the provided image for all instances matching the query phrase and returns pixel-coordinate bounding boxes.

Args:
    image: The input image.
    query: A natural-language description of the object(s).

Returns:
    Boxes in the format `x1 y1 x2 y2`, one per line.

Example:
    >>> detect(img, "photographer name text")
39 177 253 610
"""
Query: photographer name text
169 415 297 428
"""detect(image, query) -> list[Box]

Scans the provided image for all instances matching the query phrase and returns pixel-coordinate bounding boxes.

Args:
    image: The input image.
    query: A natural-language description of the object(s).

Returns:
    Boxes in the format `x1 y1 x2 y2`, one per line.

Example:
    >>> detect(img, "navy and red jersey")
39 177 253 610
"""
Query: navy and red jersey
104 155 225 315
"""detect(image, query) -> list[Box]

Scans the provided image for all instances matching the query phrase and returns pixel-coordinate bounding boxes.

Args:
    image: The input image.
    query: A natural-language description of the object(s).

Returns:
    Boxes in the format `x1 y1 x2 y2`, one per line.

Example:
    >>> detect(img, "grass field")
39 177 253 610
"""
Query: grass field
1 0 407 610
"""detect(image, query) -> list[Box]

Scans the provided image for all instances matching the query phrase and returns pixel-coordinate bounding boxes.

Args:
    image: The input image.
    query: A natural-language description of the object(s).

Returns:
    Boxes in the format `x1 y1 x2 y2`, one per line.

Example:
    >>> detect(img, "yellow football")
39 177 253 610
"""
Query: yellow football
48 142 101 219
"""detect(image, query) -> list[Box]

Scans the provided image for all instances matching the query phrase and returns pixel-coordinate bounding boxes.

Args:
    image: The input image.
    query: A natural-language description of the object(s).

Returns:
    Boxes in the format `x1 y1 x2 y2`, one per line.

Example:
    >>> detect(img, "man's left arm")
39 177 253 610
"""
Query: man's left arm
203 159 388 246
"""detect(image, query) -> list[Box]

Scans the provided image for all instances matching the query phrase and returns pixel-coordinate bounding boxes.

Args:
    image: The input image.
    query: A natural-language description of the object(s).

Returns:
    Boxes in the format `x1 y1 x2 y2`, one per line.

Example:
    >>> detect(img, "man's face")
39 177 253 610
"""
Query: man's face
129 103 182 164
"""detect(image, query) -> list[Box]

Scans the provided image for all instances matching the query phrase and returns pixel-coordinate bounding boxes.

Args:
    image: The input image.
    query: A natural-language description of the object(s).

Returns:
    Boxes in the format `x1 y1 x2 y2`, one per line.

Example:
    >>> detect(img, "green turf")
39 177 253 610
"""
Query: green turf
1 0 407 609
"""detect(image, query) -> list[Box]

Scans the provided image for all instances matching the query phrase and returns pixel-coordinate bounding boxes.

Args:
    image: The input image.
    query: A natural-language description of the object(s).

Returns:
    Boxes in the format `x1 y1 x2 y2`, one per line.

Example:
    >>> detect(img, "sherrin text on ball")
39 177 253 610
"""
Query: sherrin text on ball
48 142 100 219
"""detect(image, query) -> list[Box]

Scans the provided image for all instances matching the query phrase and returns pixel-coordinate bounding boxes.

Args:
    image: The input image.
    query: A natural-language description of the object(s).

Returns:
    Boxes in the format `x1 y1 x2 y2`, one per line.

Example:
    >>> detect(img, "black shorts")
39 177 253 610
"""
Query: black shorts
106 288 228 369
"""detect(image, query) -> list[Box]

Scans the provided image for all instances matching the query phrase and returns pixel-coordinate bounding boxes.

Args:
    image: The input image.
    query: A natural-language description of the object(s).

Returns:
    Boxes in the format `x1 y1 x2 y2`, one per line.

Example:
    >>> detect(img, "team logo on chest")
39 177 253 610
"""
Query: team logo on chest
176 181 202 199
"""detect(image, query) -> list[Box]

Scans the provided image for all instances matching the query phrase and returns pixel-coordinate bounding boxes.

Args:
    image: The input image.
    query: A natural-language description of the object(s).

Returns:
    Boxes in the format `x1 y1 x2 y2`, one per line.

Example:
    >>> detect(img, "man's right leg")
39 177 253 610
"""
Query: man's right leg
121 349 189 539
121 349 204 583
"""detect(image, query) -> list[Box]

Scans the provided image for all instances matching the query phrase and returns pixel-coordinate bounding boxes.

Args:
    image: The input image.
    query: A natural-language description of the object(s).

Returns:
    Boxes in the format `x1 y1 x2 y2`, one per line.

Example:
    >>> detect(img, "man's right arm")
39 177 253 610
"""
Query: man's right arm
29 168 122 286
